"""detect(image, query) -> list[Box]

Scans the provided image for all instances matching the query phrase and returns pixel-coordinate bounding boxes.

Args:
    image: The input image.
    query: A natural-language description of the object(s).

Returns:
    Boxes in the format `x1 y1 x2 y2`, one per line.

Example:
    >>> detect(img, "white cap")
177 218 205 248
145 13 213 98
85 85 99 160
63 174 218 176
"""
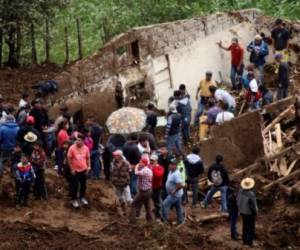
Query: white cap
254 34 262 40
150 154 158 161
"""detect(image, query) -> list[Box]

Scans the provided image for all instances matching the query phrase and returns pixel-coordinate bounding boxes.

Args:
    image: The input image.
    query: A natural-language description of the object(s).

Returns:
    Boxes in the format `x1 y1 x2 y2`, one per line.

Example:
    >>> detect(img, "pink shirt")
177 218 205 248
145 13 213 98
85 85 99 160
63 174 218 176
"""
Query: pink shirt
57 129 69 148
67 144 90 172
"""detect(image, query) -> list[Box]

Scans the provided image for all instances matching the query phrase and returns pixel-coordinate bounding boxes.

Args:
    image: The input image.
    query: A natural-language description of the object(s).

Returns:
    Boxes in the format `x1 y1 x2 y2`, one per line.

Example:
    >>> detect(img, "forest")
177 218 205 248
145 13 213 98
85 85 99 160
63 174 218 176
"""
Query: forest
0 0 299 66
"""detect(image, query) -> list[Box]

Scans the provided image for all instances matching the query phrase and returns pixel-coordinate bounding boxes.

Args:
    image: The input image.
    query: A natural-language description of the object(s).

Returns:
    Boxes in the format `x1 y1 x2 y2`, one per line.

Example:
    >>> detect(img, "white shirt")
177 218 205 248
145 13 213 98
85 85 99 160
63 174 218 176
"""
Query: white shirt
214 89 236 109
18 99 28 108
216 111 234 124
249 79 258 93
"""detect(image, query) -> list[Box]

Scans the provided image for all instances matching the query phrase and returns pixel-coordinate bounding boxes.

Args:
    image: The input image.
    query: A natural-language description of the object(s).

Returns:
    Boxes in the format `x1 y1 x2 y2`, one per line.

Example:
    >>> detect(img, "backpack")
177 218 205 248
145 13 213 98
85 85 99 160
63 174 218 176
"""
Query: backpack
211 169 223 186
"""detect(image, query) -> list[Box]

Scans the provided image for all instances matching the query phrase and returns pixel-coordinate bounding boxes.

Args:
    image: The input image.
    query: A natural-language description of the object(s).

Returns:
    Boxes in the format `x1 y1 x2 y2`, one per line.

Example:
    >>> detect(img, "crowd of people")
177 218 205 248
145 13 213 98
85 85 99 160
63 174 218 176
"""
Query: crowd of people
0 18 292 247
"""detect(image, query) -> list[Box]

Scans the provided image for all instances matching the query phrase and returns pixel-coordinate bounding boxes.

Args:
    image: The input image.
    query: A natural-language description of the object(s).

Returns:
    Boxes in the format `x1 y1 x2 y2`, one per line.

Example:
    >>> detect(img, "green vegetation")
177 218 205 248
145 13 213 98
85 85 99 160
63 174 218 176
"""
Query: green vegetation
1 0 300 66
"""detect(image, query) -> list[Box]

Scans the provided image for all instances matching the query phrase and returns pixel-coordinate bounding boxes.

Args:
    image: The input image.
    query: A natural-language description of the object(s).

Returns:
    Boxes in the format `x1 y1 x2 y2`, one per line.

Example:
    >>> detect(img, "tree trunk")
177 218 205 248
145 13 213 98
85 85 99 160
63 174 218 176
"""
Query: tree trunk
64 25 69 64
16 22 21 64
45 19 51 63
30 23 37 64
0 27 3 67
76 18 83 59
5 25 18 68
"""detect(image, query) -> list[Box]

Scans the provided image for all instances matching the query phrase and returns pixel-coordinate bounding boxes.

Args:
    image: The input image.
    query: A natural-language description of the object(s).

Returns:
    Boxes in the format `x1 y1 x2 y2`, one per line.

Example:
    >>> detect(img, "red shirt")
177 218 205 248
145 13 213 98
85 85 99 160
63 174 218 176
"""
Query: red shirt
151 164 165 189
229 44 244 67
57 129 70 148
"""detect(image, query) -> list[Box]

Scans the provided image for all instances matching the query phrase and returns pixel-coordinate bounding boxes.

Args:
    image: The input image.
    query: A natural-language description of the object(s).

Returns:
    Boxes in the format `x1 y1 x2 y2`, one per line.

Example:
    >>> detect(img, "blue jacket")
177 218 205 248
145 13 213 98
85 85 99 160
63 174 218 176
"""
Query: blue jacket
0 122 20 151
247 41 269 66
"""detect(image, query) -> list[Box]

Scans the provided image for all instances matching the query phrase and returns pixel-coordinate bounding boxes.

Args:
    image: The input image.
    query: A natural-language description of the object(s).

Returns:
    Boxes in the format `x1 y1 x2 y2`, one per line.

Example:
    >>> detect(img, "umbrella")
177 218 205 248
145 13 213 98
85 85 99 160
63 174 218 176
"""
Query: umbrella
106 107 146 134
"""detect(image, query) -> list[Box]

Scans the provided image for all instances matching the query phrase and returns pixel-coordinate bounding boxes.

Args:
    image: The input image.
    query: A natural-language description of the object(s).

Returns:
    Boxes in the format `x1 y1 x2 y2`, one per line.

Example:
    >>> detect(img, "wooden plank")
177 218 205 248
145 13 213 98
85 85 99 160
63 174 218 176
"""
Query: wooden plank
284 159 298 177
279 158 288 176
275 123 283 149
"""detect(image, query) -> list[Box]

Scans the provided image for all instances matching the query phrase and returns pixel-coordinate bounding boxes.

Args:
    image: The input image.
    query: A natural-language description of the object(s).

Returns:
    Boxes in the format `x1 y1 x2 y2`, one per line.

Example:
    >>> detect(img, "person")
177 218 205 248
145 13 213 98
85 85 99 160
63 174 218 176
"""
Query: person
158 141 173 200
202 155 229 213
247 34 269 83
11 143 22 178
275 53 290 100
238 177 258 247
195 71 217 125
16 104 31 126
145 103 158 135
202 99 222 126
216 103 235 125
30 140 47 200
0 115 19 180
165 104 182 155
258 85 273 106
227 185 239 240
18 92 30 109
246 71 261 110
15 154 35 208
161 157 184 225
177 155 188 204
0 95 8 121
209 86 236 113
86 116 103 180
137 134 151 155
123 133 141 196
83 128 93 152
129 155 153 224
184 146 204 207
111 150 132 216
115 81 124 109
59 140 72 196
29 99 48 136
271 18 290 62
150 153 164 219
218 38 244 90
57 121 70 149
177 84 192 144
67 134 91 208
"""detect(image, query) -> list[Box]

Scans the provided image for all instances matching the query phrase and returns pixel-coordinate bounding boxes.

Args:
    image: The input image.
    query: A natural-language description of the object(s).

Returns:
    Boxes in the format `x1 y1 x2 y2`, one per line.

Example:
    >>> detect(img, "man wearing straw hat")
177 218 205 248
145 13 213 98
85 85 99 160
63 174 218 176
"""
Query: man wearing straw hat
238 177 258 247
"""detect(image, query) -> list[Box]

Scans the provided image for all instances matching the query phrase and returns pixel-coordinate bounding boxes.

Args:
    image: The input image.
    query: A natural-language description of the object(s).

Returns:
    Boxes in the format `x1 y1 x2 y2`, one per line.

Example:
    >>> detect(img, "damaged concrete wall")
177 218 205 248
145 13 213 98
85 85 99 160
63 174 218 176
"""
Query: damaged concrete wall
201 111 264 170
51 9 262 123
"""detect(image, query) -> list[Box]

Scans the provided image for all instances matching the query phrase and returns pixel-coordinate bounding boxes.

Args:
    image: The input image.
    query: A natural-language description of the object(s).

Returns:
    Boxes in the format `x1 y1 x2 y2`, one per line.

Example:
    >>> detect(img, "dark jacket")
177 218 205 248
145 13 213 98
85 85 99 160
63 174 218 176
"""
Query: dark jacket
123 142 141 165
165 112 182 136
111 159 130 187
207 163 229 187
184 153 204 178
238 189 258 215
0 122 20 151
227 187 238 214
29 108 48 133
90 124 103 151
247 41 269 66
177 96 192 118
17 125 41 146
146 111 158 132
278 62 290 88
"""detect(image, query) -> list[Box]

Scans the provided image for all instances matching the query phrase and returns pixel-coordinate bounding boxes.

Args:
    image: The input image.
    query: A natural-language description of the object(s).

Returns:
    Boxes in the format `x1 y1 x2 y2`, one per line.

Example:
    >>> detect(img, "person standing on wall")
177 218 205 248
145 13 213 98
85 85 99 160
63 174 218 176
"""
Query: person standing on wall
271 18 290 63
247 35 269 84
195 71 217 126
217 37 244 90
275 53 290 100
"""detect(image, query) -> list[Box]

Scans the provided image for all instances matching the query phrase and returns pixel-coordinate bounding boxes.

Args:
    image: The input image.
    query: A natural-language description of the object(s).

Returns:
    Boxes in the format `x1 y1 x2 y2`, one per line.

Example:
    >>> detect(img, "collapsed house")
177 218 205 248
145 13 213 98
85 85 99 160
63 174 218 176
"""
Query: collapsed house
49 8 300 124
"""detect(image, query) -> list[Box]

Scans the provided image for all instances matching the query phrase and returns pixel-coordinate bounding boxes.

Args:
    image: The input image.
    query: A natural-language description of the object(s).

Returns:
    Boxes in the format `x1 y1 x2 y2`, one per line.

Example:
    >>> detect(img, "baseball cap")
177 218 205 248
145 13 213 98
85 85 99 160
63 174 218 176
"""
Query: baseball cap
169 156 177 165
150 154 158 161
26 115 35 125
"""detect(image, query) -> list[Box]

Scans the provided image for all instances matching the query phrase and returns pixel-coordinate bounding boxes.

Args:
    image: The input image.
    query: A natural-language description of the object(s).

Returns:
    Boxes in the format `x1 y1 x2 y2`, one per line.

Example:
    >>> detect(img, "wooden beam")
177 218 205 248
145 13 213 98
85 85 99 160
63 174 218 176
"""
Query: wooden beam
275 123 283 149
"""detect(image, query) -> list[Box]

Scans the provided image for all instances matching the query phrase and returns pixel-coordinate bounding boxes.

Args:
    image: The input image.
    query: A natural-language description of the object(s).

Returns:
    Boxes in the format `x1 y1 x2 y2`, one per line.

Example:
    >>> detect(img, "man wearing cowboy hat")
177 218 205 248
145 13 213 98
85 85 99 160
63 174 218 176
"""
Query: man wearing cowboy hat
238 177 258 247
23 132 38 156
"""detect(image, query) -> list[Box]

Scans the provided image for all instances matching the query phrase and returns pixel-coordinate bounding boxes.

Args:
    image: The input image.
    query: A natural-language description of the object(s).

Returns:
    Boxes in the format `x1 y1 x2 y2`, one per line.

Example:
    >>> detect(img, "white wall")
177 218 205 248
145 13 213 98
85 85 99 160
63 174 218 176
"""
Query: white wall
153 22 257 114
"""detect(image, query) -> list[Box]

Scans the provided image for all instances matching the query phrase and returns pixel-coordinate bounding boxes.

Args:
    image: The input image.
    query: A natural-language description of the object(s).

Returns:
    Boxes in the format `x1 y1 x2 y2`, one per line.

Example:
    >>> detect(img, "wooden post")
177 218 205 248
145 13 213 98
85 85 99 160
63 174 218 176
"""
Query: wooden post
45 19 51 63
64 25 69 64
0 27 2 67
76 18 83 59
30 23 37 64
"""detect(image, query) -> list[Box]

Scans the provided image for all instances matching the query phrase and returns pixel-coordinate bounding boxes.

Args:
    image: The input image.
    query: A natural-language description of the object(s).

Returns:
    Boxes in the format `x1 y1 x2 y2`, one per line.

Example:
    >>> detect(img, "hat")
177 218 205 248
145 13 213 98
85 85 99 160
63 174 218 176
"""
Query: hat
169 103 177 113
140 155 149 165
169 156 177 165
24 132 38 143
206 70 213 76
112 150 123 157
26 115 35 125
241 177 255 190
254 34 262 40
150 154 158 161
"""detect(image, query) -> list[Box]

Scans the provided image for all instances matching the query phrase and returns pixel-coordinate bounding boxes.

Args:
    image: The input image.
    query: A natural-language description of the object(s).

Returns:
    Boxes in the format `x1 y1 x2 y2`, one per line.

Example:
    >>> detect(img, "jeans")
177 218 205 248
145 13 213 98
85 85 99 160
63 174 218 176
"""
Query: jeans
129 189 153 223
203 185 228 212
255 64 265 84
91 150 101 178
189 177 199 205
194 97 208 125
230 210 238 239
181 114 191 143
152 188 162 218
277 87 288 100
166 133 182 155
0 150 13 176
242 214 256 246
230 64 244 89
17 180 32 205
70 171 87 200
130 172 138 197
162 194 184 224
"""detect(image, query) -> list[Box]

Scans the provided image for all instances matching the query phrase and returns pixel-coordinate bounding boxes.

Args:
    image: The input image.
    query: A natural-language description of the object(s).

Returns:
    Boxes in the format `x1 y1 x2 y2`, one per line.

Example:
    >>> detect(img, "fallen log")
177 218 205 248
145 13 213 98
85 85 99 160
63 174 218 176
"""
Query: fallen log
194 213 228 223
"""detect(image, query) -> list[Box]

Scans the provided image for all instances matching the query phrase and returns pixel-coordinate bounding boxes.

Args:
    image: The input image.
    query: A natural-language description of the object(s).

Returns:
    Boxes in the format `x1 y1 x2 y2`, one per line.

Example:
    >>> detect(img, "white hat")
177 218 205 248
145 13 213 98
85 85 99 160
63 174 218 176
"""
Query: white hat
150 154 158 161
112 150 123 157
241 177 255 190
24 132 38 143
254 34 262 40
